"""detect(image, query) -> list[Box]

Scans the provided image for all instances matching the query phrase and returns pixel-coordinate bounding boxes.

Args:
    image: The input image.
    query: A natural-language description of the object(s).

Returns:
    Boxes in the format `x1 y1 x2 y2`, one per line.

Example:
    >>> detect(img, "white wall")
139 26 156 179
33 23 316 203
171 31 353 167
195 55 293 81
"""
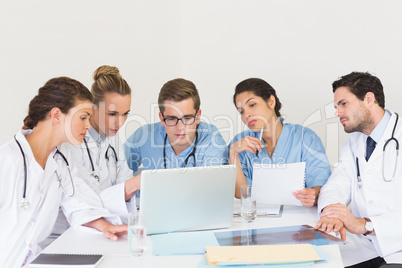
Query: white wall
0 0 183 143
1 0 402 168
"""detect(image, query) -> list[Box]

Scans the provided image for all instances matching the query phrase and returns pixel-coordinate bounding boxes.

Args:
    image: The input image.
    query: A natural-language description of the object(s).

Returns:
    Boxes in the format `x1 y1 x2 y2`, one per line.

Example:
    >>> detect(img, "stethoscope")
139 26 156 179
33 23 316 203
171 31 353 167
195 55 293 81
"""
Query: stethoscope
15 136 75 211
382 112 399 181
163 129 199 169
83 138 118 182
355 112 399 187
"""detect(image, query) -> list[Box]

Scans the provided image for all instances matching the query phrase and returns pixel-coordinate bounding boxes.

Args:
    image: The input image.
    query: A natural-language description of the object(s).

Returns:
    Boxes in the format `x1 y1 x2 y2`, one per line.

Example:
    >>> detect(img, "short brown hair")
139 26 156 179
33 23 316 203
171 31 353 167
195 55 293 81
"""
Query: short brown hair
91 65 131 106
23 77 92 130
158 78 200 114
332 72 385 109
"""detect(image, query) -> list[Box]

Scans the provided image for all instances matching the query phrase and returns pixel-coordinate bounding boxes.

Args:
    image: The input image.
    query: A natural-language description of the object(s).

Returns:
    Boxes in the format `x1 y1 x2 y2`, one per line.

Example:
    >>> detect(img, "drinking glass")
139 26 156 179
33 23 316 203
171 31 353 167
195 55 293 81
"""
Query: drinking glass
240 185 256 223
128 211 146 256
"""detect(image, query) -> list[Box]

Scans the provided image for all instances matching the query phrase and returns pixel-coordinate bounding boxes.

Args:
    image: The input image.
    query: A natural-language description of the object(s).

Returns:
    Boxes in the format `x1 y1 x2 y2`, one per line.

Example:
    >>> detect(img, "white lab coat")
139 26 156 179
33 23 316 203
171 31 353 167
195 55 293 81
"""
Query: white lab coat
318 111 402 264
0 130 121 268
64 127 135 223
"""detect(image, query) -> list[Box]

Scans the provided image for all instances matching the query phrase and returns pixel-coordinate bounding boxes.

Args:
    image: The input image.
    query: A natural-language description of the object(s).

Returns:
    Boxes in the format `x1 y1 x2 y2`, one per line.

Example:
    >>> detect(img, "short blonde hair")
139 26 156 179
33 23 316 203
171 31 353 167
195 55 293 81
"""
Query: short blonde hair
91 65 131 106
158 78 200 114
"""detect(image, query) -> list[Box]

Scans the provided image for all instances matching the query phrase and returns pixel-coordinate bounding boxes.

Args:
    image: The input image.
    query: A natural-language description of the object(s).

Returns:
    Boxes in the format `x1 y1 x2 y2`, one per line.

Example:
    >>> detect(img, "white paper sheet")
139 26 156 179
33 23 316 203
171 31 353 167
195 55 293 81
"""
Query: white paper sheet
252 162 306 206
256 204 281 215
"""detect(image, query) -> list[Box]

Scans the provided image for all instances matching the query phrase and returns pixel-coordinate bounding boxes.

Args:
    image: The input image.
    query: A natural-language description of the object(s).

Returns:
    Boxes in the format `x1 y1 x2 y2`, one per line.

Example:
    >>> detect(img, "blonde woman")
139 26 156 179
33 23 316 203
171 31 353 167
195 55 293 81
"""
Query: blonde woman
66 65 140 223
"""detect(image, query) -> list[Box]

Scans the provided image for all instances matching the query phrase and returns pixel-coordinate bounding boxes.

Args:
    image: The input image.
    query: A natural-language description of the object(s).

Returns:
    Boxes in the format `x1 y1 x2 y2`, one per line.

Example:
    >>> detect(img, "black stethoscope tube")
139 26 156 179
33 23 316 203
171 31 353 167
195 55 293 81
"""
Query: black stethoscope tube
356 112 399 185
15 135 74 210
163 129 199 169
383 113 399 152
83 137 118 181
84 139 96 174
14 136 27 199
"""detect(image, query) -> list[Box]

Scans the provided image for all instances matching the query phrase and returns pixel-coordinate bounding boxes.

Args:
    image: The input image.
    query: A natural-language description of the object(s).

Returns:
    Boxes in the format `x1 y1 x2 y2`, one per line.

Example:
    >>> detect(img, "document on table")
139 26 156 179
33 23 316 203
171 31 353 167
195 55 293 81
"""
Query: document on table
257 204 282 215
233 204 283 217
198 257 314 268
252 162 306 206
205 244 325 265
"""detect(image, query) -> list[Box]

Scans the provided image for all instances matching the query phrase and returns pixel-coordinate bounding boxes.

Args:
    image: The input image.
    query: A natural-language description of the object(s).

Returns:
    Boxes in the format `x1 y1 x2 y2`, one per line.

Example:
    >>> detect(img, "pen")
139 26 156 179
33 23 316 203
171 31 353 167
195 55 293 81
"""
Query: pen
256 127 263 157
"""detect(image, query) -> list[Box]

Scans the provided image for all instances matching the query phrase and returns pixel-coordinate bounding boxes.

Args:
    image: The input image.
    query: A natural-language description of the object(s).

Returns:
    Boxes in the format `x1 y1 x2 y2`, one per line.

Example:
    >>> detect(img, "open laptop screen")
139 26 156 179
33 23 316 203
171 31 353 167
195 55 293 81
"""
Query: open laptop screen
139 165 236 235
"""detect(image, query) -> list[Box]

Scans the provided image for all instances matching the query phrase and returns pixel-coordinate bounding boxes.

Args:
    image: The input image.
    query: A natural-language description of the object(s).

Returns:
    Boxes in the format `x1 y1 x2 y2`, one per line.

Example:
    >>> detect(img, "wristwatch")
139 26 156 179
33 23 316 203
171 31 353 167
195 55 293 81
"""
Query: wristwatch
363 218 374 236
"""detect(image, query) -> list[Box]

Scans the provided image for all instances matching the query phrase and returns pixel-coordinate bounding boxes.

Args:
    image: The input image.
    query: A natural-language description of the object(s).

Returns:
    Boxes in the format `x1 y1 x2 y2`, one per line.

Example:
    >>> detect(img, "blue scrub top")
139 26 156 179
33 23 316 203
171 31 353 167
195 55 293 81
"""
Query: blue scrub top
228 122 331 188
123 121 228 172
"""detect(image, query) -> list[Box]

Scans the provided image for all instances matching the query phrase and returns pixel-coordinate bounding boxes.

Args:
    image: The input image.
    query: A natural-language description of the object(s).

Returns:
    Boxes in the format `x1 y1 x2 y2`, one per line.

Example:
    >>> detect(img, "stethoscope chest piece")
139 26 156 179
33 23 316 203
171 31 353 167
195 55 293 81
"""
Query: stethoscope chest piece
92 174 100 182
19 198 29 210
84 139 117 184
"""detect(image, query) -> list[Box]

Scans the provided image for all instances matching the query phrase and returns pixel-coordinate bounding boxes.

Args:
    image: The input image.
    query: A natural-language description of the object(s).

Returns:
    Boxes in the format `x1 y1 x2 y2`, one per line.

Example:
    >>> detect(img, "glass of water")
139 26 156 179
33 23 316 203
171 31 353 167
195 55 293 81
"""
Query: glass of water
240 185 256 223
128 211 146 256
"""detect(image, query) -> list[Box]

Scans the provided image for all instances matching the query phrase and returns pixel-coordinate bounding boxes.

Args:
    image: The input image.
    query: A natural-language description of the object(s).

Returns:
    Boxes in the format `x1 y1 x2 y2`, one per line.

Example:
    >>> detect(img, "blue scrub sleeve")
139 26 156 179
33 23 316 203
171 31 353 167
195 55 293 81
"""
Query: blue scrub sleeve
228 136 253 186
201 128 229 166
123 129 143 173
301 128 331 188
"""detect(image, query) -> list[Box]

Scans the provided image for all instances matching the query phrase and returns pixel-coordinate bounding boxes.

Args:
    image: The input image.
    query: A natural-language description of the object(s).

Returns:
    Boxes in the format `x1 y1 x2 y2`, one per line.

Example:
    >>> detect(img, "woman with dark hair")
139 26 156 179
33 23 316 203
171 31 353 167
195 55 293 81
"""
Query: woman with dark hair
229 78 331 206
0 77 127 267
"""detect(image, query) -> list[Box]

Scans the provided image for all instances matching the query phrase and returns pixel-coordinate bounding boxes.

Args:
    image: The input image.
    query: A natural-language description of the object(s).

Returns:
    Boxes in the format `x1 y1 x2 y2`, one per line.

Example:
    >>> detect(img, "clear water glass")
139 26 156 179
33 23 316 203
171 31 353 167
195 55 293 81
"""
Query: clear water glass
240 185 256 223
128 211 147 256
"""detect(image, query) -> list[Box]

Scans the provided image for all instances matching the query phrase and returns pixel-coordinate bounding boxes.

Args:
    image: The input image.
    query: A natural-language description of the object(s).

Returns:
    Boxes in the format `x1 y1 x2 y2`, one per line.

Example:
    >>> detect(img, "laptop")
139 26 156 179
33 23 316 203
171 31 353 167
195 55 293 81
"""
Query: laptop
139 165 236 234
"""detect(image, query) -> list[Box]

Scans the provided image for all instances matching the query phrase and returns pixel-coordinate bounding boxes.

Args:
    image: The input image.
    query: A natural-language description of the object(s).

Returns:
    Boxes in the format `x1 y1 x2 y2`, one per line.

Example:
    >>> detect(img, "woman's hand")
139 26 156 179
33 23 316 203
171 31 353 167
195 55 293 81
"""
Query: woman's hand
293 187 320 207
125 174 141 201
230 136 263 157
102 223 128 241
83 218 127 240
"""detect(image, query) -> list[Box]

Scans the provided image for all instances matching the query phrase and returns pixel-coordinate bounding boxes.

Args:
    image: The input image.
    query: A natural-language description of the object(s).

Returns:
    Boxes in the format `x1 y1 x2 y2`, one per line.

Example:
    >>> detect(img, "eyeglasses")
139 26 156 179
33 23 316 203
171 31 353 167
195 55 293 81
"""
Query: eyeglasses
162 114 197 126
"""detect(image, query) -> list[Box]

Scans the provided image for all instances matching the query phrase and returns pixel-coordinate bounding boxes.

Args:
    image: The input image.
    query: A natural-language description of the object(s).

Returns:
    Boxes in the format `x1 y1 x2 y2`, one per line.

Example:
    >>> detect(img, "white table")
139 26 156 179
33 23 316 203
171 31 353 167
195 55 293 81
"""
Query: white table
43 204 344 268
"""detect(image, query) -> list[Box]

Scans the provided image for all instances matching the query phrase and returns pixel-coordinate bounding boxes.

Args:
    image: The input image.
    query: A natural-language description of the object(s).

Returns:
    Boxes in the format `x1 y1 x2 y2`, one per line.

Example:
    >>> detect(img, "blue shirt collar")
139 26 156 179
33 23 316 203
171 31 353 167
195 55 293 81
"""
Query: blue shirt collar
88 125 107 146
369 109 391 143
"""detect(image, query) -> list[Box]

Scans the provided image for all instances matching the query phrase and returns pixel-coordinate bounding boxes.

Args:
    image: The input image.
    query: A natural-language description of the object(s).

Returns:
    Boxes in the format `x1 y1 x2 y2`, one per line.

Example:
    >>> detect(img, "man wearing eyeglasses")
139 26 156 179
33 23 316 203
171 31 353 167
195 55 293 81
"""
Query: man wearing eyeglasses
315 72 402 267
123 78 228 176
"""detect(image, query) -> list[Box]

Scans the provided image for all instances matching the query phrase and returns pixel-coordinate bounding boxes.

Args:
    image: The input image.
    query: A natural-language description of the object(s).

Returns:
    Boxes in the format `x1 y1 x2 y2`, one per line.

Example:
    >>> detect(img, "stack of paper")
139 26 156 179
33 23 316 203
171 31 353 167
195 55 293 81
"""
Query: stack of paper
201 244 328 267
198 258 314 268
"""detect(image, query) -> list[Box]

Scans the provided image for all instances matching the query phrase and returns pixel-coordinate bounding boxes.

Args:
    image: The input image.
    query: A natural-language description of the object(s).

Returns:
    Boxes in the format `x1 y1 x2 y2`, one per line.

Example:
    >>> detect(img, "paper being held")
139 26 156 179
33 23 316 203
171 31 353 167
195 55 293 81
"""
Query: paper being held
252 162 306 206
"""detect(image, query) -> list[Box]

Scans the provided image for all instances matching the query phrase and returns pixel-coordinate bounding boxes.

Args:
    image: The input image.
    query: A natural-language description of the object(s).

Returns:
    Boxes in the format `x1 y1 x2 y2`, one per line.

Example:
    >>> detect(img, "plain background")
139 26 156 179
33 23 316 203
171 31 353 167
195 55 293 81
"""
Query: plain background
1 0 402 168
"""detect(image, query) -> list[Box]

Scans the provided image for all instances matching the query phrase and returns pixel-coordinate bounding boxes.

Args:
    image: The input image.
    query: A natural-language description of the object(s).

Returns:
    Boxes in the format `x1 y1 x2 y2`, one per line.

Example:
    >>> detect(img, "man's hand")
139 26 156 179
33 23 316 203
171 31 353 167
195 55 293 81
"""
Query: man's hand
319 203 366 235
315 215 347 240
